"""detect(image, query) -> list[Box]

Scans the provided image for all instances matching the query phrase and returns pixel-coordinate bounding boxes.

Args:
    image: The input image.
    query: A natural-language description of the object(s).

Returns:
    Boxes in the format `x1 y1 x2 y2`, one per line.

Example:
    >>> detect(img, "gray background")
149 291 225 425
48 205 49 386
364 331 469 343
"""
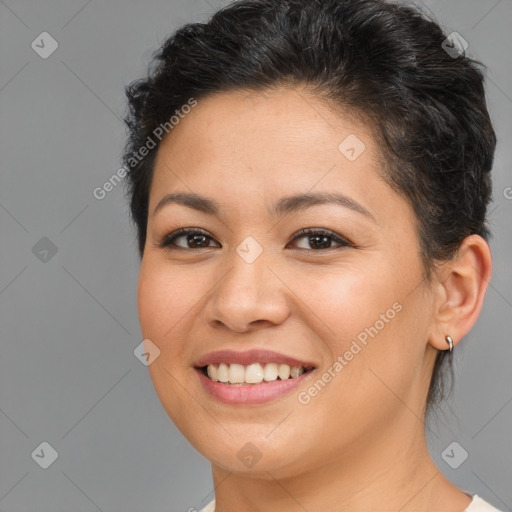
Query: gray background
0 0 510 511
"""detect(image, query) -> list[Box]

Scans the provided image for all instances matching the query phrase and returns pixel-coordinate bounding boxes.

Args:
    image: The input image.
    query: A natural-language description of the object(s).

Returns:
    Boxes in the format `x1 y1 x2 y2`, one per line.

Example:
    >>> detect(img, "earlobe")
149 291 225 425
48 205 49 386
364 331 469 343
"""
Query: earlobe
429 234 492 351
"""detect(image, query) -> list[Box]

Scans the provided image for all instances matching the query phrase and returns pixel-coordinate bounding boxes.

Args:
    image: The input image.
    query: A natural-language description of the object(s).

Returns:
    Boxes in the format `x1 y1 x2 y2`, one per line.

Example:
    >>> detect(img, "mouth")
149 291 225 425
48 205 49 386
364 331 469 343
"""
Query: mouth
193 349 318 404
199 362 316 385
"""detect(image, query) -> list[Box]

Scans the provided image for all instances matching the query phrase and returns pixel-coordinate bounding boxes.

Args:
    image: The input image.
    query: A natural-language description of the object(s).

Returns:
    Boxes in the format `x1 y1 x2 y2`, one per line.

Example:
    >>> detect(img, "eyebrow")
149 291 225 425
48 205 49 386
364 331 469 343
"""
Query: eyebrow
153 191 377 223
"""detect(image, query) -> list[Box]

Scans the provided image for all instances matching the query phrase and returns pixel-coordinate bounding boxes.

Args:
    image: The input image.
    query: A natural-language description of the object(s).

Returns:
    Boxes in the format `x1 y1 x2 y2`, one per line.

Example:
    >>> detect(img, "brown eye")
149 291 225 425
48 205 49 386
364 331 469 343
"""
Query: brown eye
159 228 219 249
158 227 353 251
287 228 352 250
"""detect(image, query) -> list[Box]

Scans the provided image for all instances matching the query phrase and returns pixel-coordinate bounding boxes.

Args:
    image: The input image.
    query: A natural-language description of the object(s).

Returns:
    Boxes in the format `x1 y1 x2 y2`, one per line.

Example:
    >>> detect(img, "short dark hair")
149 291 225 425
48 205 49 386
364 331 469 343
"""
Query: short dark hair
122 0 496 418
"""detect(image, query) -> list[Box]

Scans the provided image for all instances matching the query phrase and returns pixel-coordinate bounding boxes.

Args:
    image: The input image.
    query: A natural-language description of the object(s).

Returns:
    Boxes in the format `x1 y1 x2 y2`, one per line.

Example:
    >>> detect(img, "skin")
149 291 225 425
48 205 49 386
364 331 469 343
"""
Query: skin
137 87 492 511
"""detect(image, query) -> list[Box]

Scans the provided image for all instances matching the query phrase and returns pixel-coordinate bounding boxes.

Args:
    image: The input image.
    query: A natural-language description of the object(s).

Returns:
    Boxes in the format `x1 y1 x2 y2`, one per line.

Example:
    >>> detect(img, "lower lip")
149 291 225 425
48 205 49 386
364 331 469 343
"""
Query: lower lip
195 368 315 405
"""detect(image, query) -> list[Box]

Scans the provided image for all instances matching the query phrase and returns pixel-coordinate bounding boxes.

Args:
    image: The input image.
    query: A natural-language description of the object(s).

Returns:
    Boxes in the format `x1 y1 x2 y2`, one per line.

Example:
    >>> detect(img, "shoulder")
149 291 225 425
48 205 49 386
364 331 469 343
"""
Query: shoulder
465 495 504 512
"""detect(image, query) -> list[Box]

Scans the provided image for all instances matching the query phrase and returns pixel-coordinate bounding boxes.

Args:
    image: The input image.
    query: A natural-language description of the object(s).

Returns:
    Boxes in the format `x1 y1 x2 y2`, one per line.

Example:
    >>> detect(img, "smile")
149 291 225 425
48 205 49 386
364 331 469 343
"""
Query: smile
202 362 315 385
193 349 318 404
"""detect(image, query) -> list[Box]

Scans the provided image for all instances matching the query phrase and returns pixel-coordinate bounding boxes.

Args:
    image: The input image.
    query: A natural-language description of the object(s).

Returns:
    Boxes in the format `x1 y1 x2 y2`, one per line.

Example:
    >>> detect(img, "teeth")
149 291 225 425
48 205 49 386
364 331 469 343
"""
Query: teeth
217 363 229 383
290 365 305 378
228 363 245 384
278 363 290 380
207 364 217 381
263 362 278 381
204 363 308 384
245 363 264 384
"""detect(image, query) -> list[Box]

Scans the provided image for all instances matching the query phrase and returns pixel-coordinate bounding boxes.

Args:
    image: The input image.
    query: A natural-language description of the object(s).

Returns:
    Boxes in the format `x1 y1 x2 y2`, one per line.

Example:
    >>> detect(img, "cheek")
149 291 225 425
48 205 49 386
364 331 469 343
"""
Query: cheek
137 257 207 359
311 270 428 420
136 259 200 425
137 259 166 338
137 258 179 349
299 263 395 349
299 262 420 395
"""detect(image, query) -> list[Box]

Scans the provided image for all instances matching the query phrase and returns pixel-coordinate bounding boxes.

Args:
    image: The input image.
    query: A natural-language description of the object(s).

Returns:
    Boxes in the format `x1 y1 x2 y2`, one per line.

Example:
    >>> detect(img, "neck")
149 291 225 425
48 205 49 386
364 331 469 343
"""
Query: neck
210 412 468 512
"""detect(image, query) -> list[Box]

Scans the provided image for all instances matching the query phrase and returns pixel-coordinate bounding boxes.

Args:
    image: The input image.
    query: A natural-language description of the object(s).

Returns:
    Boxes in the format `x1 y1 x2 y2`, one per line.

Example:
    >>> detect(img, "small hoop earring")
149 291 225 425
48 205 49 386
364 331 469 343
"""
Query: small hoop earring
445 335 454 353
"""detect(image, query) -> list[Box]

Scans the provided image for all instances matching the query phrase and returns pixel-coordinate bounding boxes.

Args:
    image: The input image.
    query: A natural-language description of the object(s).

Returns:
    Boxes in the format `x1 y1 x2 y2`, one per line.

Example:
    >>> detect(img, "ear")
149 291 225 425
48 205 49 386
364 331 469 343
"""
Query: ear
429 234 492 351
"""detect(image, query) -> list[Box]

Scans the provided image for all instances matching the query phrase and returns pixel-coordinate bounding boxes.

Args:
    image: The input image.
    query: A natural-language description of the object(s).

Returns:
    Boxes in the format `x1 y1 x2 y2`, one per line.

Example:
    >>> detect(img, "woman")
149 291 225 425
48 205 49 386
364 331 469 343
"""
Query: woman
122 0 502 510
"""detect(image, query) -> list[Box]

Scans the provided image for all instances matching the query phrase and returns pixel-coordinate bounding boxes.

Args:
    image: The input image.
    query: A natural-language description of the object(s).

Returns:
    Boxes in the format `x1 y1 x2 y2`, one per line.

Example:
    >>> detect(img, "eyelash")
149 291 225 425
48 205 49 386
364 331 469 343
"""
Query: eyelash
157 227 353 251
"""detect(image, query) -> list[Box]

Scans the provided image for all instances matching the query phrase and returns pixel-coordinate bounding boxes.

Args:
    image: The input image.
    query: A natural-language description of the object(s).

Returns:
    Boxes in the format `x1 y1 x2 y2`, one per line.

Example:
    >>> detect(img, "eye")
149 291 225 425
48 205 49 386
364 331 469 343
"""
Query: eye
158 227 353 251
158 228 220 250
287 228 352 250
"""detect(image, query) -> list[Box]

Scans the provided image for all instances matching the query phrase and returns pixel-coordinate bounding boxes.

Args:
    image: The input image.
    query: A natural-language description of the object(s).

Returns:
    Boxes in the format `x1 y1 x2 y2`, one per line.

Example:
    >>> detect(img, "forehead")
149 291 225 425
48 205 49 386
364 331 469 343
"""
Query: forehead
162 88 369 153
151 87 383 198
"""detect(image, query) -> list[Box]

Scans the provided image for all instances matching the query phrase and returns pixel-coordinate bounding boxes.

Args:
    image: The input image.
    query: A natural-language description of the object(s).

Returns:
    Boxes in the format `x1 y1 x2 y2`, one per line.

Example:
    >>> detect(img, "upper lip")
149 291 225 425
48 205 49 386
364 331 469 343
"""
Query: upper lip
194 349 317 369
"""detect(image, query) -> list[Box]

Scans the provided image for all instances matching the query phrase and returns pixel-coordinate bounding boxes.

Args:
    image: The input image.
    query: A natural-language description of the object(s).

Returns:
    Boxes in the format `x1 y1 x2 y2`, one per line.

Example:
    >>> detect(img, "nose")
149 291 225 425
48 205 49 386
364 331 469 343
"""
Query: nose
203 244 290 333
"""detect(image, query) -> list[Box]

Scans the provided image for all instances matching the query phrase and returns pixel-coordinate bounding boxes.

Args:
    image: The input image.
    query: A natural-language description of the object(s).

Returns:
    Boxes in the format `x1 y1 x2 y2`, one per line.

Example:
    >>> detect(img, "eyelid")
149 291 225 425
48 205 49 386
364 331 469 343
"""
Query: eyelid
157 227 219 249
287 228 353 249
158 227 354 251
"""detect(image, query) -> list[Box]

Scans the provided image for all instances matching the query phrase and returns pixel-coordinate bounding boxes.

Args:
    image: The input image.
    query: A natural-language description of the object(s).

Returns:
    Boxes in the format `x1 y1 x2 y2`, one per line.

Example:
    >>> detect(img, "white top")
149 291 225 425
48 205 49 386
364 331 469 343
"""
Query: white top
466 495 504 511
198 494 503 511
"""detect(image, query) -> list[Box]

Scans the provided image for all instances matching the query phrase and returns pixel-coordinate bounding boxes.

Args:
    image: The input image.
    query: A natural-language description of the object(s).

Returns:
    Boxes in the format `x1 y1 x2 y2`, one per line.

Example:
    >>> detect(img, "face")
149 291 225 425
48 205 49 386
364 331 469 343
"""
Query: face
137 87 438 478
